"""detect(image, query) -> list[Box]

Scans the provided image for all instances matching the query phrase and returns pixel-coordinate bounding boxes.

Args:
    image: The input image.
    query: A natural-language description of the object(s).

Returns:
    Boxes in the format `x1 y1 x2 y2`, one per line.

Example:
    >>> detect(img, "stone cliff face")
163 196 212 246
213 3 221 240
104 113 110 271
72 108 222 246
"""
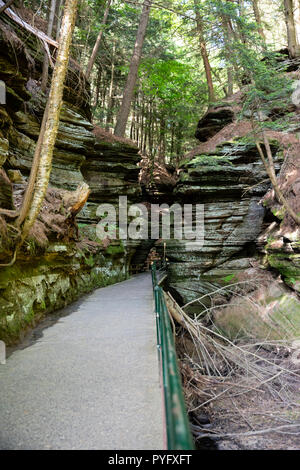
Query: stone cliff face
1 11 300 344
0 16 141 344
163 140 277 304
163 94 300 315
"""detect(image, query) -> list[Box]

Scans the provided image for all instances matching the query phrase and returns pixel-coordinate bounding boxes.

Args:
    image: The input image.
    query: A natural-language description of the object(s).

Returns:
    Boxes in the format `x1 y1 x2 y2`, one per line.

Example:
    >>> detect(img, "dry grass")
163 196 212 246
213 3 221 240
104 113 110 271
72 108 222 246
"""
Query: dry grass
166 290 300 449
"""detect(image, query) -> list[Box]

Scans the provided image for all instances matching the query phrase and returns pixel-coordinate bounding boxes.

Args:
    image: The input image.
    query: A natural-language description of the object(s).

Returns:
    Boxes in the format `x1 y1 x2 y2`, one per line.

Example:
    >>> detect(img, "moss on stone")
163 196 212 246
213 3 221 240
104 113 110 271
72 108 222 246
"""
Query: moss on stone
267 253 300 293
271 207 285 220
268 253 300 277
0 243 128 345
105 242 125 256
214 289 300 341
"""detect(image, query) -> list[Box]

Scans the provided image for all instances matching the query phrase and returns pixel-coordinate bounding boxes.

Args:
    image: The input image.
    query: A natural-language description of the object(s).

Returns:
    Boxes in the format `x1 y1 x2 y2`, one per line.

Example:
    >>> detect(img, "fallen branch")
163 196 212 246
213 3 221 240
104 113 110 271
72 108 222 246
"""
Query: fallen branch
63 182 91 217
195 423 300 440
0 0 14 14
0 0 58 47
182 278 259 310
256 134 300 225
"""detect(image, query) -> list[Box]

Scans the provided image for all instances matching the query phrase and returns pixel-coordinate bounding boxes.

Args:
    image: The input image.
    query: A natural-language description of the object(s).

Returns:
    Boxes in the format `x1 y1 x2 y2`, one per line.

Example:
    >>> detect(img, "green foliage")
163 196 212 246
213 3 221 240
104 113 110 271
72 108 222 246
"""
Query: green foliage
105 242 124 256
138 57 207 159
67 0 294 162
221 273 236 283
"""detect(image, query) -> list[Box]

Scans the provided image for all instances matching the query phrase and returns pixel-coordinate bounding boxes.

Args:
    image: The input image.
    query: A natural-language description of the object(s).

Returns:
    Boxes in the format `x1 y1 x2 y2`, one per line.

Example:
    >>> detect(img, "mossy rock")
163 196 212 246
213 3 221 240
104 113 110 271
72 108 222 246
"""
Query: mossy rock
214 282 300 341
105 241 125 256
271 207 286 220
0 250 128 345
268 253 300 279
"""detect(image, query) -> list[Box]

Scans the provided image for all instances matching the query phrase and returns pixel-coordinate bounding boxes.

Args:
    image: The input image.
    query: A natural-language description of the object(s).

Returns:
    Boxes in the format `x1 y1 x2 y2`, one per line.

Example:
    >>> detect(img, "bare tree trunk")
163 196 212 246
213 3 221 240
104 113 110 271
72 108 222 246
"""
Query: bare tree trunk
149 98 155 157
105 41 116 130
256 133 300 225
130 113 134 140
114 0 152 137
41 0 57 92
237 0 245 13
176 123 183 164
141 92 146 152
220 8 236 96
148 99 152 155
227 68 233 96
158 115 166 164
0 0 15 14
55 0 63 40
100 74 107 124
193 0 215 103
170 122 174 158
131 98 136 140
143 108 147 154
284 0 300 58
296 0 300 39
251 0 266 40
20 0 78 243
16 103 49 226
136 92 140 146
86 0 111 80
93 63 102 107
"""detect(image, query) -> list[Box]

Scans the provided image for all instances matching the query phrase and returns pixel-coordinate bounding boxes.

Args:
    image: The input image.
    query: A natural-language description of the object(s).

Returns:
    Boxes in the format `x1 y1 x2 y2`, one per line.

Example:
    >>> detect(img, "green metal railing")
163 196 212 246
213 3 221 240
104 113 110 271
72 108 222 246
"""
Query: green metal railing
151 261 194 450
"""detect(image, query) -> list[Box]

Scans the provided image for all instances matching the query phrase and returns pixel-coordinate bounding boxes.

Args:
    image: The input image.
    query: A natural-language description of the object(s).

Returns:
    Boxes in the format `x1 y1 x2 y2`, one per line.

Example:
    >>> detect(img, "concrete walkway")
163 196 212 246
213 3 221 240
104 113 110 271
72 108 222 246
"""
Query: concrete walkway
0 273 164 450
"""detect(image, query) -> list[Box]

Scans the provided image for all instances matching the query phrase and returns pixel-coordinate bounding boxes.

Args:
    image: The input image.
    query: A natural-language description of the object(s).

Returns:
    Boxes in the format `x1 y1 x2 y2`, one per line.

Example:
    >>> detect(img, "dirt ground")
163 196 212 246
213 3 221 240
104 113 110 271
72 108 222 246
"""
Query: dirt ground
178 331 300 450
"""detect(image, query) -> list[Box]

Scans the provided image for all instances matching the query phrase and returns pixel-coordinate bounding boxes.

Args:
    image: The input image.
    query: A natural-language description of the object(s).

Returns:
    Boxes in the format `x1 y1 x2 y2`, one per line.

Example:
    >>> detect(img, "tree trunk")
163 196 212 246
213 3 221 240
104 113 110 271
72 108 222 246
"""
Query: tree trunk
284 0 300 58
41 0 57 92
148 99 153 156
170 122 174 158
86 0 111 80
251 0 266 40
20 0 78 243
220 4 240 95
227 68 233 96
130 113 134 140
0 0 15 14
256 133 300 225
193 0 215 103
93 63 102 107
140 91 145 151
100 71 107 124
238 0 245 14
105 41 116 130
16 103 49 226
55 0 63 40
131 98 136 140
158 115 166 164
136 94 140 146
114 0 152 137
176 123 183 166
143 115 147 153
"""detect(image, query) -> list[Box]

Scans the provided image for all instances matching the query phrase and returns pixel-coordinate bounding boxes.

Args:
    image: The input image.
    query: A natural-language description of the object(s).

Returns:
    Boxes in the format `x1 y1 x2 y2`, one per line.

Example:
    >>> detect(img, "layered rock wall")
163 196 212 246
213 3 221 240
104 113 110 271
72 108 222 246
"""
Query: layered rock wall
0 16 141 343
162 93 300 307
163 141 281 304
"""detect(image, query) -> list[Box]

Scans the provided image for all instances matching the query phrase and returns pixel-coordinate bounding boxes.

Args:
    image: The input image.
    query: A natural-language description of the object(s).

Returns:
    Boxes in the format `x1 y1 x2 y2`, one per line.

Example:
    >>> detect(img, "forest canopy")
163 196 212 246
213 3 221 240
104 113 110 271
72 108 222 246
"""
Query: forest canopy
15 0 300 161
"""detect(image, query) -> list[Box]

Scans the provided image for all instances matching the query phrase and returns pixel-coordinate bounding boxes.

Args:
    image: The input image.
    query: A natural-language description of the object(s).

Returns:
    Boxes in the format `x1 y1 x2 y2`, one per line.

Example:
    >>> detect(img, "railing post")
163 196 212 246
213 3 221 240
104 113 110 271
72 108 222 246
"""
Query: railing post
154 285 161 350
151 263 194 450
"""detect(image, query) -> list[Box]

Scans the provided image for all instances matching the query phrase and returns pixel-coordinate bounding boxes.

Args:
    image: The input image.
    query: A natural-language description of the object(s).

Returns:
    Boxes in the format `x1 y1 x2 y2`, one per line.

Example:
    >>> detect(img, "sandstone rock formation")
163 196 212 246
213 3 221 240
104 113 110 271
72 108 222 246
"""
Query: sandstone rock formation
0 16 141 343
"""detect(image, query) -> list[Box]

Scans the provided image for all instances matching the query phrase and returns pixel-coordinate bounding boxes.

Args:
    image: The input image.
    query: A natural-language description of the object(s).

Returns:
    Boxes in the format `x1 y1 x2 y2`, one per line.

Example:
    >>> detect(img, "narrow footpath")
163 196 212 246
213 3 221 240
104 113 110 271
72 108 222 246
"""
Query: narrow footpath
0 273 164 450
